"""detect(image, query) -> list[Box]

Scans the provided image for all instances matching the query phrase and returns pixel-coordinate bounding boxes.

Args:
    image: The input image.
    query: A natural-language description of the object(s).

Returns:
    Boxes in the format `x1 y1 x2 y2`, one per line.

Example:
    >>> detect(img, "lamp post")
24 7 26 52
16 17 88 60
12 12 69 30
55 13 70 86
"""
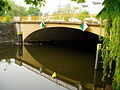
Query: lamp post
81 4 89 8
92 1 102 15
92 1 102 5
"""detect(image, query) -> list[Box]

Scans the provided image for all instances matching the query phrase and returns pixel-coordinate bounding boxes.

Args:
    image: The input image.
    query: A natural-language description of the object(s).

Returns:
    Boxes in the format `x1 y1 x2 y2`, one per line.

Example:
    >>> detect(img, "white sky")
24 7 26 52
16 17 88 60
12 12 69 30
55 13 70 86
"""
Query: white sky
12 0 104 14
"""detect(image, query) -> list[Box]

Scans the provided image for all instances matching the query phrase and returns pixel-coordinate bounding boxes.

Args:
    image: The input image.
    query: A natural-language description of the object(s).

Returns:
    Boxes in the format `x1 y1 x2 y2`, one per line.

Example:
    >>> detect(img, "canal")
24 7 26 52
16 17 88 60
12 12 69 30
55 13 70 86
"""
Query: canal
0 41 111 90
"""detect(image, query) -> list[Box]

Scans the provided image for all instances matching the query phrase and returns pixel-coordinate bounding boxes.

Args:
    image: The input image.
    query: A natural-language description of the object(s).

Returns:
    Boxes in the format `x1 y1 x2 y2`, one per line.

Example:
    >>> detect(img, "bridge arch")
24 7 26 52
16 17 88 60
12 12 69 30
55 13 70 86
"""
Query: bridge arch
18 21 104 42
24 27 99 43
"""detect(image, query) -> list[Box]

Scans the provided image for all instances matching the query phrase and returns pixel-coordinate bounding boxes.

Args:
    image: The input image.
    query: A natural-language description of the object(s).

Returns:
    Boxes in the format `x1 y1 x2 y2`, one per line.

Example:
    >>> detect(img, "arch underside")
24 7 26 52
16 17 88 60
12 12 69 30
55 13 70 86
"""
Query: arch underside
24 27 99 43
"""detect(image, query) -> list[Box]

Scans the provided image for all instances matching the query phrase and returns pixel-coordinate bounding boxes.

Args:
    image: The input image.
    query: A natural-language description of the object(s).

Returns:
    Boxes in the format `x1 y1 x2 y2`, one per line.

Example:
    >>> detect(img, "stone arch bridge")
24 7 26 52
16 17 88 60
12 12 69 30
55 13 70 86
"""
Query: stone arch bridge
14 21 104 42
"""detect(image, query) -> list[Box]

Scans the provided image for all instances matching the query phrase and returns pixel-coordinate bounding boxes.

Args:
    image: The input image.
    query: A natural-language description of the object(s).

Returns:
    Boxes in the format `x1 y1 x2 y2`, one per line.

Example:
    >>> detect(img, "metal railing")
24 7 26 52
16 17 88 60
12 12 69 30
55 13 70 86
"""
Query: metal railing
0 14 99 23
0 17 6 22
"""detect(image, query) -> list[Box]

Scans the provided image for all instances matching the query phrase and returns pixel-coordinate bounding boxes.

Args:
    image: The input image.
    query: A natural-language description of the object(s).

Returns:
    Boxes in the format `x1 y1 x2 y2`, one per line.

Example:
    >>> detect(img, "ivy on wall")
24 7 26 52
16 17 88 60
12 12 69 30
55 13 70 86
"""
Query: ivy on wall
97 0 120 89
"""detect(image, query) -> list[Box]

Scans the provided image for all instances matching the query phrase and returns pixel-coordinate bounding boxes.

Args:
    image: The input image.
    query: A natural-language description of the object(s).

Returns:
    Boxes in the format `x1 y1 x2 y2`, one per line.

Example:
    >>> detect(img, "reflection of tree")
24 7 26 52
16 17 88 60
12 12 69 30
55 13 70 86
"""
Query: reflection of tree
0 58 15 71
0 59 8 71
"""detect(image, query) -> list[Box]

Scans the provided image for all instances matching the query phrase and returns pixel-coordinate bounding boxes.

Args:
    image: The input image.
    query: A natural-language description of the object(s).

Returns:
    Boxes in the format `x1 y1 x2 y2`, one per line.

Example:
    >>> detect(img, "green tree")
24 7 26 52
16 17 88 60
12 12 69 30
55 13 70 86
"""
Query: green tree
7 0 28 16
0 0 10 11
97 0 120 89
8 5 27 16
80 10 89 15
0 10 5 16
0 0 11 16
0 0 85 10
24 0 85 6
28 6 42 16
52 4 89 21
24 0 46 6
0 0 85 15
0 0 28 16
53 4 84 15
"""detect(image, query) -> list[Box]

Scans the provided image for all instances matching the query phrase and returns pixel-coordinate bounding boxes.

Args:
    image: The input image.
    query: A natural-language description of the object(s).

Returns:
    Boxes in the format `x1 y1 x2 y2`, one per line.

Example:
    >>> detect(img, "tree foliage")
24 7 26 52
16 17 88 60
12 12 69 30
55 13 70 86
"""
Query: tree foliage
0 0 11 11
97 0 120 19
28 7 42 16
0 0 42 17
8 5 27 16
71 0 85 3
24 0 85 6
24 0 46 6
52 4 89 21
97 0 120 89
0 0 28 16
53 4 83 15
0 0 85 14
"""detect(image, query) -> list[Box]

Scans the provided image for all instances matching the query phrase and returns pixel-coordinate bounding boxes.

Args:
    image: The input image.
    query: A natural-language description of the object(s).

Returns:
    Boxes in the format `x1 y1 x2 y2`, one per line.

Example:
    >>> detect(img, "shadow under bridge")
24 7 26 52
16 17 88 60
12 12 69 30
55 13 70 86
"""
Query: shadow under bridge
24 27 99 43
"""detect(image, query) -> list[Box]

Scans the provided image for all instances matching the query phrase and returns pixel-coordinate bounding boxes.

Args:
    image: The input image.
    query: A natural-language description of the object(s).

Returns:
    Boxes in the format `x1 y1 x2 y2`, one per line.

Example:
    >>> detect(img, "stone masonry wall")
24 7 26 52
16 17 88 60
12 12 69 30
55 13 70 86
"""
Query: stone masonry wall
0 23 17 43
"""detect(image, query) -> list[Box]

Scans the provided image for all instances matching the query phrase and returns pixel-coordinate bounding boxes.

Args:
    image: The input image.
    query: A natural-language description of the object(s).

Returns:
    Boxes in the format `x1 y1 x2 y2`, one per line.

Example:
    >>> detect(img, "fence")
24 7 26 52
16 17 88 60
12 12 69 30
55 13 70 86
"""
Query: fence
0 14 98 23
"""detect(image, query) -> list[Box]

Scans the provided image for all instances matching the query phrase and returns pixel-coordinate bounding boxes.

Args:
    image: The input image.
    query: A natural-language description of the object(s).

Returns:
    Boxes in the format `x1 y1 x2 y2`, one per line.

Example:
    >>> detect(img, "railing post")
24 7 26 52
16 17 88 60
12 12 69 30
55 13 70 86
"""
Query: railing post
28 15 31 21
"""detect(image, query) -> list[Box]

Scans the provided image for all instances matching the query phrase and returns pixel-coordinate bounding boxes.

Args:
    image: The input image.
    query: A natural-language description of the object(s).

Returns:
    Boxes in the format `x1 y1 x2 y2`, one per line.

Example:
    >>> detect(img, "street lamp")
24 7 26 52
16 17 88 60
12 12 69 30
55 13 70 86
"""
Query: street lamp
81 3 89 13
92 1 102 5
92 1 103 15
81 4 89 8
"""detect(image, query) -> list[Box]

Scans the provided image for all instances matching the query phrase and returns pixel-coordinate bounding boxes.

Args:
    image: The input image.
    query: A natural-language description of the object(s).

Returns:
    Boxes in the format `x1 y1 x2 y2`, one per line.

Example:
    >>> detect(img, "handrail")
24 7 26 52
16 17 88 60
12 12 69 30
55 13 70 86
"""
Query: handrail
0 14 98 23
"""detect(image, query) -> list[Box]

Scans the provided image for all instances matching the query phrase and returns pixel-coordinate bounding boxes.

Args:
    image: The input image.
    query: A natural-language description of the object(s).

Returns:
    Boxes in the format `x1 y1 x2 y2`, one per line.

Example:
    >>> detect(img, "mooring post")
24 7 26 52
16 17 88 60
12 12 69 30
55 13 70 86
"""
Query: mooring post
95 43 102 69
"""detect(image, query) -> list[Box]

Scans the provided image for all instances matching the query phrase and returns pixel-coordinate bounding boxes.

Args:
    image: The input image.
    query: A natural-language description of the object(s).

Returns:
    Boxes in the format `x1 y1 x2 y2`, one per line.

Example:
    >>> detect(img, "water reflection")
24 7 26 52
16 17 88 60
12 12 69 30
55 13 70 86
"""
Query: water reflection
0 60 67 90
0 43 111 90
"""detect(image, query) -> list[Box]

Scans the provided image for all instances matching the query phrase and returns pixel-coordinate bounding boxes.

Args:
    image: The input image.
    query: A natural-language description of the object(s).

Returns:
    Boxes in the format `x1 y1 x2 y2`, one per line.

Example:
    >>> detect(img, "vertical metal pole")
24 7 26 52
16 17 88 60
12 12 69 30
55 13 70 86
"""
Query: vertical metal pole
15 22 23 45
95 43 102 69
93 69 105 90
18 44 23 57
16 44 23 66
16 21 23 46
18 31 23 46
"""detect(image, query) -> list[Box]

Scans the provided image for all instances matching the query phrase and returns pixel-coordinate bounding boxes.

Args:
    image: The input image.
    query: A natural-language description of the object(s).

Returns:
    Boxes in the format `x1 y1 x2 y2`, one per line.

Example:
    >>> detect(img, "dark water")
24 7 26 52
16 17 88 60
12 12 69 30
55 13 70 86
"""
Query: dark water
0 42 107 90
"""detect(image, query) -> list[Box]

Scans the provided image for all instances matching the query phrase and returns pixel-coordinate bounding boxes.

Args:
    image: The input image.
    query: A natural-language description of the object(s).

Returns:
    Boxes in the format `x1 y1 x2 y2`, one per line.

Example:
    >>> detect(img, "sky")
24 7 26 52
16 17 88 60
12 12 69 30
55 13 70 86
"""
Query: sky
12 0 104 14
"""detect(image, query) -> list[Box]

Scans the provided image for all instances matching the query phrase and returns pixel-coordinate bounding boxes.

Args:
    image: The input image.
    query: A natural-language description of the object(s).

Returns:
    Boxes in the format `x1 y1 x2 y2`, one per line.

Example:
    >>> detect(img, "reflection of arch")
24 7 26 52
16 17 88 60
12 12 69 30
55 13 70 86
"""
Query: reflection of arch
24 44 96 84
16 45 82 90
24 27 99 43
18 40 100 89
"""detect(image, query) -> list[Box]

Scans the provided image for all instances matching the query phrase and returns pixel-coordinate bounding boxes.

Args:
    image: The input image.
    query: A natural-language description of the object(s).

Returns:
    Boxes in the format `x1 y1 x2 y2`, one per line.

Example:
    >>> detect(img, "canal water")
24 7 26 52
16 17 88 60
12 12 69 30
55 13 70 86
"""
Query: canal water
0 42 108 90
